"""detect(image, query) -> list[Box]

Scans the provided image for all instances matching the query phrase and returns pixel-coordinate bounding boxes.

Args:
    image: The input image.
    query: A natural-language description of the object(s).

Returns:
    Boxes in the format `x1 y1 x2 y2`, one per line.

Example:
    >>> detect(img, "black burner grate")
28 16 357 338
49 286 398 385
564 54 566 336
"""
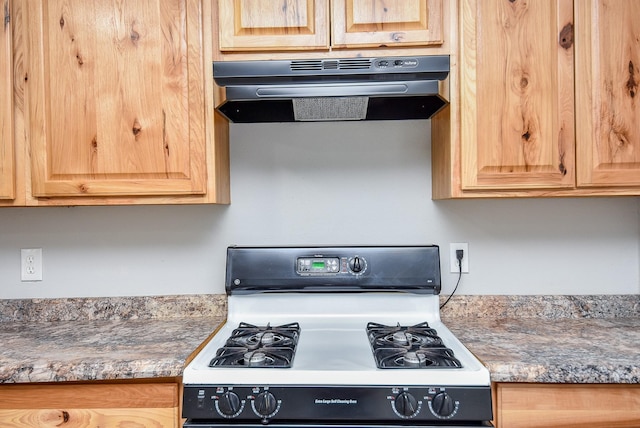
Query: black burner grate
367 322 462 369
209 322 300 368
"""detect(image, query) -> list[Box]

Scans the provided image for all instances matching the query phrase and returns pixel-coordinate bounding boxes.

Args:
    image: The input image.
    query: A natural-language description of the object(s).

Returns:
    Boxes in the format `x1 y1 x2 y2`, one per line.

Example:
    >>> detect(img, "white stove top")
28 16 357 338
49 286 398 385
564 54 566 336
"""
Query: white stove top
183 293 490 387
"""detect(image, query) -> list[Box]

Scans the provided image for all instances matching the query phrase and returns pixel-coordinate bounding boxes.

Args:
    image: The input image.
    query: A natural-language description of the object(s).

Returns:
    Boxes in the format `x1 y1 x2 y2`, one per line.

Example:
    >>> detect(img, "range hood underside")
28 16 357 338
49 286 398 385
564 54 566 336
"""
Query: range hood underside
217 95 447 123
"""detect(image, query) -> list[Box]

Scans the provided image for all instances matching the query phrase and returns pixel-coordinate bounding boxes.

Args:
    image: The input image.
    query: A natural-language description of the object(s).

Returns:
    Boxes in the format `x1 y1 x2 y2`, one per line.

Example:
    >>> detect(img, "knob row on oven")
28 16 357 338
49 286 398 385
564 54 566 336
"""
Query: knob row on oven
216 391 279 418
393 391 458 419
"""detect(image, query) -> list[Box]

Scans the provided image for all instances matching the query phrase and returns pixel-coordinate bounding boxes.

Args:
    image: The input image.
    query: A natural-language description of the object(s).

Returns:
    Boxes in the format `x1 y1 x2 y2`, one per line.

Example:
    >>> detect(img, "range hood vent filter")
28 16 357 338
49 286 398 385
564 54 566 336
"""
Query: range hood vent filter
293 97 368 121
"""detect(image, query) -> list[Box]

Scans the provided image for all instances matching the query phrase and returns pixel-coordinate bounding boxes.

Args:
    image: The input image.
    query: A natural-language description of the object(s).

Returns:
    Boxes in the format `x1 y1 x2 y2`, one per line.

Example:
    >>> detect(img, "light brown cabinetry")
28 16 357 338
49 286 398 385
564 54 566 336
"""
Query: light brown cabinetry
459 0 575 191
218 0 329 51
494 383 640 428
2 0 229 207
1 0 14 201
332 0 444 49
217 0 443 51
0 381 180 427
432 0 640 198
575 1 640 188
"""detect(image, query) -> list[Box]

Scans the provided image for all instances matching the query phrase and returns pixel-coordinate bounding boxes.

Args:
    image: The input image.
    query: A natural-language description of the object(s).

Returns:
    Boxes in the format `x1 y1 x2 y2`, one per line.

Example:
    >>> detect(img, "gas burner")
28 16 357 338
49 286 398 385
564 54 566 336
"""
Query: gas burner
209 322 300 368
403 351 426 367
367 322 462 369
367 322 445 349
226 322 299 350
209 347 295 367
374 347 463 369
245 351 266 365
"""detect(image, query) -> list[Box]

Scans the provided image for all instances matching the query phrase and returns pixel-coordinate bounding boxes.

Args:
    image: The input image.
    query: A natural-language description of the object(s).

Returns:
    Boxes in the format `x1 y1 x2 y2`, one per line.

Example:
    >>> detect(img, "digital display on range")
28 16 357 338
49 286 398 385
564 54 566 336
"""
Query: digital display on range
297 257 340 274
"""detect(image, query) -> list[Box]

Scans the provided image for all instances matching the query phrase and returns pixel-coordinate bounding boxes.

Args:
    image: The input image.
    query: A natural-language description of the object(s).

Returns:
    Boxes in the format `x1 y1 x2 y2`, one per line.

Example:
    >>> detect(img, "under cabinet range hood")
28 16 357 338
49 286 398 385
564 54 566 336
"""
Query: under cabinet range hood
213 55 450 123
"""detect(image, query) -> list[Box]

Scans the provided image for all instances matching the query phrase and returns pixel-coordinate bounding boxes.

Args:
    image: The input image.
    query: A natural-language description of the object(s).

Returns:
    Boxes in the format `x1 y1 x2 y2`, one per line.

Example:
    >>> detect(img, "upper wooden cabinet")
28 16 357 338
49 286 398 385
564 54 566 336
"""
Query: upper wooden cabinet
0 0 229 206
24 0 210 199
432 0 640 198
459 0 575 191
1 0 14 201
218 0 329 51
575 0 640 188
331 0 443 49
217 0 443 51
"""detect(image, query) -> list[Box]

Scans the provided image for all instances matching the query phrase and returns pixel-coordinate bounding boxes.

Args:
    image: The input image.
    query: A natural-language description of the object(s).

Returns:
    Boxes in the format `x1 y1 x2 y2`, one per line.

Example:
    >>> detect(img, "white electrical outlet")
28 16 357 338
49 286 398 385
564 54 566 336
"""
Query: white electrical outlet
449 243 469 273
21 248 43 281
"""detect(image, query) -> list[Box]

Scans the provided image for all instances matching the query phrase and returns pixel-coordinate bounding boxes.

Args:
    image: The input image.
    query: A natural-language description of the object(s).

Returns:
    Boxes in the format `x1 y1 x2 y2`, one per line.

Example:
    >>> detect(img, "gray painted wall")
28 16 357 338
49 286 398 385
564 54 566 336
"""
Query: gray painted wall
1 120 638 298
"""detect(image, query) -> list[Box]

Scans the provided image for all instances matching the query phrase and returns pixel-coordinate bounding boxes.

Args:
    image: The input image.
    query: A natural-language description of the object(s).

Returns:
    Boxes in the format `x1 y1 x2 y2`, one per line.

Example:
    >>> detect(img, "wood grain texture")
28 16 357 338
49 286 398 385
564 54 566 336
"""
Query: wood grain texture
332 0 443 48
0 0 230 206
496 383 640 428
460 0 575 190
432 0 640 198
575 0 640 187
211 0 452 60
25 0 208 197
0 0 14 200
0 383 178 408
0 408 176 427
218 0 329 51
0 382 179 427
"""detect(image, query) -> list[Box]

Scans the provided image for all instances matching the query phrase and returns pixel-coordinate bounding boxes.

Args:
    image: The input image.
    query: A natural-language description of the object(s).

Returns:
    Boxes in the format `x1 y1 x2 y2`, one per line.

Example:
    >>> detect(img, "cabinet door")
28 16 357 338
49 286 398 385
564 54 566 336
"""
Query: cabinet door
575 1 640 187
218 0 329 51
460 0 575 190
24 0 207 198
331 0 443 48
1 0 14 200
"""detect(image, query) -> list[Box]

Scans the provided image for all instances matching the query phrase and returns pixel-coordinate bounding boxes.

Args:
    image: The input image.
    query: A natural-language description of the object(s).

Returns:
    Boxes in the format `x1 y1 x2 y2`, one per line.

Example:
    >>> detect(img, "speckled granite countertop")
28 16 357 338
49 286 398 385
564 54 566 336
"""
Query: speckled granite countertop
447 316 640 383
442 295 639 384
1 294 638 384
0 295 226 383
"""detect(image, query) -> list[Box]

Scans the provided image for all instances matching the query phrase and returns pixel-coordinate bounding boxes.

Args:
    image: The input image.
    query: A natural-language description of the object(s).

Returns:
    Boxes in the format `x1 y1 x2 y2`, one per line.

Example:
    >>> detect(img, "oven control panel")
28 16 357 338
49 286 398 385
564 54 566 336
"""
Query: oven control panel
183 385 492 424
296 256 367 275
226 245 441 294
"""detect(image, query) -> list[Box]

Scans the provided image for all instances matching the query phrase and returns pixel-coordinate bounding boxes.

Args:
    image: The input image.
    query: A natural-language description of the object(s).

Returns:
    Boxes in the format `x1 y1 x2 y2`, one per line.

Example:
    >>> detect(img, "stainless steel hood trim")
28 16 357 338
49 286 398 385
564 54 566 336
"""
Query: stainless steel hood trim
256 82 409 97
213 56 449 84
225 80 438 99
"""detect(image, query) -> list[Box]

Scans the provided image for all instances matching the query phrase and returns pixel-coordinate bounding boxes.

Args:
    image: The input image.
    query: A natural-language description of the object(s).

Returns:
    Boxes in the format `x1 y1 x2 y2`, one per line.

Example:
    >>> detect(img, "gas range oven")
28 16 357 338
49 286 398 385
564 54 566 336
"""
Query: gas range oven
182 246 493 428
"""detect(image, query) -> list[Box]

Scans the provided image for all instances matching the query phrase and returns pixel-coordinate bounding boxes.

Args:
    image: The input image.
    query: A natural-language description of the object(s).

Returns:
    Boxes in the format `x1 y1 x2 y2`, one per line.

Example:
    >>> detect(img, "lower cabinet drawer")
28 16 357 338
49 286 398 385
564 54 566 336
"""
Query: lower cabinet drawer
0 381 179 428
495 383 640 428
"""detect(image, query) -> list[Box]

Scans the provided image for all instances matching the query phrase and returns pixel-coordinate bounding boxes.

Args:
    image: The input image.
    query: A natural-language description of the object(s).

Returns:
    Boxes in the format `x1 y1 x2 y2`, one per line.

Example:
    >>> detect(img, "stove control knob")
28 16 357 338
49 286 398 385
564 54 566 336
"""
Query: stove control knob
348 256 366 274
254 391 278 417
431 392 456 418
217 391 241 416
394 392 419 417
